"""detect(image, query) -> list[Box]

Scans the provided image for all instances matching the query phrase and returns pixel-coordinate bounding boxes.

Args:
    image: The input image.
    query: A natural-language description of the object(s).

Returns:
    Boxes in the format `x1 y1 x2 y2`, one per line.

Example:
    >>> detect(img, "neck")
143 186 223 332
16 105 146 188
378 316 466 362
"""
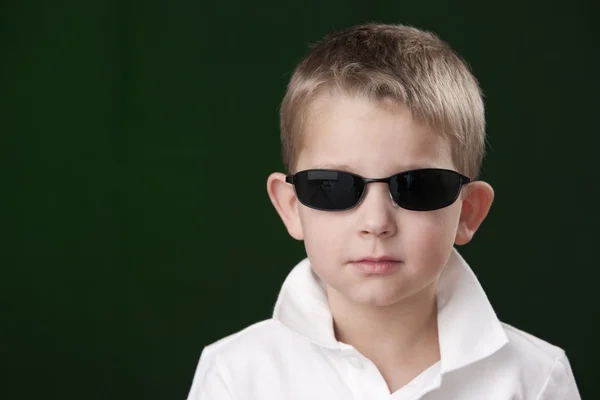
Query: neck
327 281 440 363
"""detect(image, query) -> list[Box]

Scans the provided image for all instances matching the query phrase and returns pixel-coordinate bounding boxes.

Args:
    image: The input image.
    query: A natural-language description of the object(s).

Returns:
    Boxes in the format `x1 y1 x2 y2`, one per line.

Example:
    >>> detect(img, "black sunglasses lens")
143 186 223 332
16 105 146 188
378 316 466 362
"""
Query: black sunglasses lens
389 169 463 211
293 170 364 211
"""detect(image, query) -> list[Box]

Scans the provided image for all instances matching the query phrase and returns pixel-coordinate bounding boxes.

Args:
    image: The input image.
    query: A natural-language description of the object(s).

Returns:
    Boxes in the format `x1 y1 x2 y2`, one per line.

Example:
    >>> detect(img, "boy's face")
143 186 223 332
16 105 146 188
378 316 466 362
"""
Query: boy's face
268 94 491 308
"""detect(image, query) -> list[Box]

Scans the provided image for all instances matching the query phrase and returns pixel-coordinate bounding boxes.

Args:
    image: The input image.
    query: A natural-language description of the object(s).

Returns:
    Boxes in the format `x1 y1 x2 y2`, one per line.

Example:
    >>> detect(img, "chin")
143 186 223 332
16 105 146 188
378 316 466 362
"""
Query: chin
349 290 405 308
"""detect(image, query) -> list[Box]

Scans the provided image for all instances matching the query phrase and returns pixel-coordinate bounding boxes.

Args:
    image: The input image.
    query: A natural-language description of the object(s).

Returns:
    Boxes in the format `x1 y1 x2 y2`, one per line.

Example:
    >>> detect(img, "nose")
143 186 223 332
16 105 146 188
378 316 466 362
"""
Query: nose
356 182 398 238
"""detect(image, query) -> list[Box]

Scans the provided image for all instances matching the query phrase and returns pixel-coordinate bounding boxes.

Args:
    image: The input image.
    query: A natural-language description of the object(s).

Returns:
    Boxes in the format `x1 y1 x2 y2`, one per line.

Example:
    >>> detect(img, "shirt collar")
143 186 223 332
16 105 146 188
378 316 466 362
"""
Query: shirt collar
272 248 508 374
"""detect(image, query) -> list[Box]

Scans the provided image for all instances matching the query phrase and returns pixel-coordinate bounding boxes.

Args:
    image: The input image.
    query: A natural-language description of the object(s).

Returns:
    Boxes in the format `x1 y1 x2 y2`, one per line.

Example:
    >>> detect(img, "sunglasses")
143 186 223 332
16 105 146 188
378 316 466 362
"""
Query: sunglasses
286 168 471 212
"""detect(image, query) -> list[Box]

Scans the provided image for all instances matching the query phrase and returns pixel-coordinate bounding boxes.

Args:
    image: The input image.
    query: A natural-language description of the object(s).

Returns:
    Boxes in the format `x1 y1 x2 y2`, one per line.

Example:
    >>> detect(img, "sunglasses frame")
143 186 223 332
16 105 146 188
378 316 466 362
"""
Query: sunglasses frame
285 168 472 212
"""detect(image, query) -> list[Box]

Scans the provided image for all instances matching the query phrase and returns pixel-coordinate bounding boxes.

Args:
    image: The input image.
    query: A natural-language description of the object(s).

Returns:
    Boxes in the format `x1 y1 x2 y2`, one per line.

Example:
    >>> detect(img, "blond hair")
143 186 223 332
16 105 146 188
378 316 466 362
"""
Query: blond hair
279 23 486 178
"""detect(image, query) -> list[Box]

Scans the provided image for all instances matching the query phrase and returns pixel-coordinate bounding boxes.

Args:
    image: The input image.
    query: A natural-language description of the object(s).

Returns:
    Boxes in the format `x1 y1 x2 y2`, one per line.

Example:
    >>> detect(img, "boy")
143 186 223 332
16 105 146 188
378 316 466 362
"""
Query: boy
186 23 580 399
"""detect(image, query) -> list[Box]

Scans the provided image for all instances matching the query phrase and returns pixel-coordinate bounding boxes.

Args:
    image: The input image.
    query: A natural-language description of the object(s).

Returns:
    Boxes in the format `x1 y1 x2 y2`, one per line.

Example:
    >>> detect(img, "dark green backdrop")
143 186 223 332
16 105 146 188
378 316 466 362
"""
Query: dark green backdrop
2 1 597 398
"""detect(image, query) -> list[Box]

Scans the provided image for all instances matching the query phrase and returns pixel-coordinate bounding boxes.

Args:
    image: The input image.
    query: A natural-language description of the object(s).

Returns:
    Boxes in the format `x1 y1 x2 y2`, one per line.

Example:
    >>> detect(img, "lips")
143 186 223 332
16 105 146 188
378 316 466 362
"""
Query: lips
351 256 401 274
355 256 399 262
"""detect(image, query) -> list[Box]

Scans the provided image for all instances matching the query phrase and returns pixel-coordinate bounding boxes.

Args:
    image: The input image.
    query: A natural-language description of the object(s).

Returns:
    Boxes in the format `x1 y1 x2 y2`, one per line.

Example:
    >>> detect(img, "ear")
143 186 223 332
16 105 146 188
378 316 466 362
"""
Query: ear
455 181 494 245
266 172 304 240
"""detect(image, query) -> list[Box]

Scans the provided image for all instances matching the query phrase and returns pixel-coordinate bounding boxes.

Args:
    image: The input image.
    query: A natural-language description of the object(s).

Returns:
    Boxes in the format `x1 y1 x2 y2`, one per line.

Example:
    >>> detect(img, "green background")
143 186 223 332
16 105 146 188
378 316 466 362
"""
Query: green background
2 0 597 398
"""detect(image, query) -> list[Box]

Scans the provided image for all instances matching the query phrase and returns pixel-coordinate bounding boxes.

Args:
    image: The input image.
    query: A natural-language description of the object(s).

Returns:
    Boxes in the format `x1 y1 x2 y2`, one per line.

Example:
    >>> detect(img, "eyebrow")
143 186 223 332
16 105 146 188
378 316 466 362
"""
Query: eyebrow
311 163 356 172
311 163 438 173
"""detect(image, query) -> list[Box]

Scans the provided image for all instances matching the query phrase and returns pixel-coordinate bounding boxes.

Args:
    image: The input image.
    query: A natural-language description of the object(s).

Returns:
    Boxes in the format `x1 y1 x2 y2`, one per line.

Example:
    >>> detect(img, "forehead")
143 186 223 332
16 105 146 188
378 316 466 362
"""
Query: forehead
297 94 454 176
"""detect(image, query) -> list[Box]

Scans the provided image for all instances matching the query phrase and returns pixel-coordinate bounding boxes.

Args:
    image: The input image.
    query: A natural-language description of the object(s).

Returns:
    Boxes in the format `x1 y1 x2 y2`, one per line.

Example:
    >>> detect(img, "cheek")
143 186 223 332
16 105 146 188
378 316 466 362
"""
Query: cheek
298 208 346 263
403 206 461 266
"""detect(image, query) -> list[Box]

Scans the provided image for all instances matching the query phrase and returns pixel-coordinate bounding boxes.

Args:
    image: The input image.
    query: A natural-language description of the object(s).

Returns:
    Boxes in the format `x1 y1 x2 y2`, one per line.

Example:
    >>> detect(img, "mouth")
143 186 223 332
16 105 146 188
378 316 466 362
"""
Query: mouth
351 257 401 274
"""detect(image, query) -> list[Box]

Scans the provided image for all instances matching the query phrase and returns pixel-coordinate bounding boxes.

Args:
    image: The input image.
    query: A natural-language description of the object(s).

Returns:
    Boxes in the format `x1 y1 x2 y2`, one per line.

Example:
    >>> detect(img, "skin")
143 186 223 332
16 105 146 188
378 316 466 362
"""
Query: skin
267 93 494 393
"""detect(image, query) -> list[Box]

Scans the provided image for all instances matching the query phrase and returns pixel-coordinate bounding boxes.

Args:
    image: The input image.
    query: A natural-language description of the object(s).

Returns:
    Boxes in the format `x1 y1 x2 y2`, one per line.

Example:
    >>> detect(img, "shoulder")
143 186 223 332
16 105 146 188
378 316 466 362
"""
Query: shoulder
201 318 300 363
186 318 318 399
501 322 566 362
191 318 314 380
185 319 284 399
496 322 580 399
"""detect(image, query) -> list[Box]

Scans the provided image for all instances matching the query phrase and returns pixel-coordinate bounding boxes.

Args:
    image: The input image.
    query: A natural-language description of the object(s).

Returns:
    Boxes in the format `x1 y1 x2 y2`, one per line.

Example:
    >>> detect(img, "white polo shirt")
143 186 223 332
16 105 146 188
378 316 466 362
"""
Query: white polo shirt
186 248 581 399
